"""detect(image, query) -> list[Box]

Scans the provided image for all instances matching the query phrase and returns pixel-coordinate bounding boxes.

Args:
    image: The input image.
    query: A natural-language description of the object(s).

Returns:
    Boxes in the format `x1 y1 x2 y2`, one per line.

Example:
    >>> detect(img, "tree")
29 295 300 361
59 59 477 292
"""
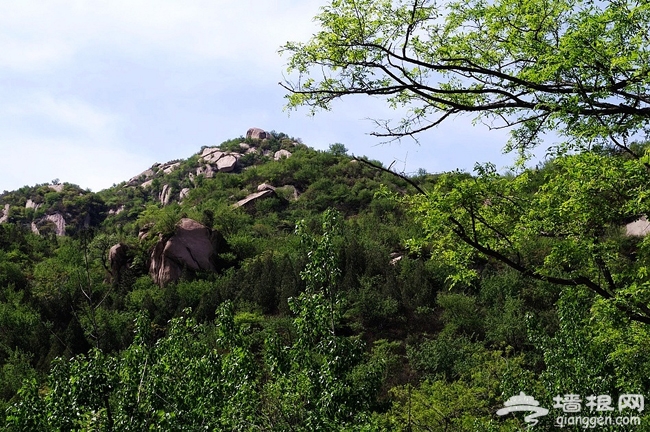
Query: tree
281 0 650 157
394 151 650 324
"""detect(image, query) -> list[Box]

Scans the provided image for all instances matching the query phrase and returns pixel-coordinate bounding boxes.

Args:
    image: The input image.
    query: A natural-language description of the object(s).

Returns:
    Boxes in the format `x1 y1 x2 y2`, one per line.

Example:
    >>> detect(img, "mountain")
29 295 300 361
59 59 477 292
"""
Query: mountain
0 127 581 430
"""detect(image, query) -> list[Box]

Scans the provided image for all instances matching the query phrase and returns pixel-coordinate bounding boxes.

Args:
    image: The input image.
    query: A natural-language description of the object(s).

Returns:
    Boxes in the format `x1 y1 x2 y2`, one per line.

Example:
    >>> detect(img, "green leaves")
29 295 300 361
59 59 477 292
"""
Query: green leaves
282 0 650 154
405 151 650 323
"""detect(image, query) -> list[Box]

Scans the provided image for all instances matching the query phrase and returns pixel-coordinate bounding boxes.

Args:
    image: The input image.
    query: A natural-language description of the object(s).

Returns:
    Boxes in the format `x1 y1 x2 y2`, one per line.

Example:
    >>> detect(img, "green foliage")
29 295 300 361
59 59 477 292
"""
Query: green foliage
5 212 387 430
282 0 650 155
405 153 650 324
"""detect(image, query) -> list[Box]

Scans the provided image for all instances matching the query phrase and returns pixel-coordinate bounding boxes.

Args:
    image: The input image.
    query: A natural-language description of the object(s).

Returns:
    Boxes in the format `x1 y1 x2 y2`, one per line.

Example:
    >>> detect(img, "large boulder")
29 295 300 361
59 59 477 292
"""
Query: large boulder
196 164 217 178
201 148 224 164
274 149 292 161
216 154 238 172
246 127 272 140
149 218 225 286
109 243 129 284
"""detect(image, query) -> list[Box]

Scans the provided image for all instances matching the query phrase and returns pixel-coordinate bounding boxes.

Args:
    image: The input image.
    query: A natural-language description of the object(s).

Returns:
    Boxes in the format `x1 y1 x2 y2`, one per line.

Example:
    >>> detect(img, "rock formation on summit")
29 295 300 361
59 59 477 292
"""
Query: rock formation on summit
246 127 272 140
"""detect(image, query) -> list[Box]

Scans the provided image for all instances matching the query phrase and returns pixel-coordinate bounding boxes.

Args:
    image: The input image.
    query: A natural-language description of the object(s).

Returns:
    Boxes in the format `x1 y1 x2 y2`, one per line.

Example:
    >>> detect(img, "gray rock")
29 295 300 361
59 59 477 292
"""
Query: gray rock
45 213 66 236
196 164 217 178
274 150 292 160
179 188 190 201
149 218 221 286
26 199 41 210
141 179 154 188
216 155 238 172
626 216 650 237
257 183 276 192
138 223 153 241
128 168 155 186
0 204 9 223
233 190 276 209
31 222 39 234
109 243 129 284
201 148 224 164
160 184 172 206
49 184 64 192
162 162 181 174
239 143 250 151
246 127 272 140
108 205 125 215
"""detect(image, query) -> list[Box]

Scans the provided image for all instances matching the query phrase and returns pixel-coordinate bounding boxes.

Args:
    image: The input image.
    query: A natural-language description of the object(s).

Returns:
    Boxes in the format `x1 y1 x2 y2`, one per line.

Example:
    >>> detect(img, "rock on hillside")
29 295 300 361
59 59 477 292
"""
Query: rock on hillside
150 218 226 286
0 204 9 223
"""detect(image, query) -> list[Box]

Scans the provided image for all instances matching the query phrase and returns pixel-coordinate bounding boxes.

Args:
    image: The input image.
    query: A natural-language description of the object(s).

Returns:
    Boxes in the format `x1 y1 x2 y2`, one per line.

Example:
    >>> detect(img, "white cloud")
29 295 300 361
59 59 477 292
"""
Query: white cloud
0 0 322 72
0 94 118 138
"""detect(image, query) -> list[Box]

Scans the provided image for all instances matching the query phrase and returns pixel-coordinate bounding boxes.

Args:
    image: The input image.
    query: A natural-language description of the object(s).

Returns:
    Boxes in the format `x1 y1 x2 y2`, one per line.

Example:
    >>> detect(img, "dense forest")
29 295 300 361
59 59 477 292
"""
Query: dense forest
0 128 648 430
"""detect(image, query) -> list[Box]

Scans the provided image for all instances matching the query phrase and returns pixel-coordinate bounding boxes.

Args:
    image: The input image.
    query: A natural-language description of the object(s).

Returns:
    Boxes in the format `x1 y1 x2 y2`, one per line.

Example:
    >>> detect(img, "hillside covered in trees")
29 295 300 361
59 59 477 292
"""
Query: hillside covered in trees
0 127 648 430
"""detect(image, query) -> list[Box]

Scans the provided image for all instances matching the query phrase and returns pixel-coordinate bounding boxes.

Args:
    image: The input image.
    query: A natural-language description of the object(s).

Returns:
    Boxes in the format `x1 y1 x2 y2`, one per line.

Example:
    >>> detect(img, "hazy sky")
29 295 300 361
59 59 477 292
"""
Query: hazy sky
0 0 529 193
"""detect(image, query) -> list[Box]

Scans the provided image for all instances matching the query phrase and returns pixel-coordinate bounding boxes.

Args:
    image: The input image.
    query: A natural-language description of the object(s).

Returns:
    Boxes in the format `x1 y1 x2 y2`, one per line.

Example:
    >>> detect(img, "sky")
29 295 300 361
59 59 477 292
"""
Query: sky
0 0 534 193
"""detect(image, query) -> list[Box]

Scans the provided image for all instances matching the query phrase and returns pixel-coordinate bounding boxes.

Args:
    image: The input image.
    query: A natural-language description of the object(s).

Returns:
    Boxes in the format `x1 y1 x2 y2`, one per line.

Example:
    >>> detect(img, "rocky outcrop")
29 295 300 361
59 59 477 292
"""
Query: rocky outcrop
274 149 292 160
49 184 64 192
141 180 154 188
108 205 125 215
149 218 224 286
233 190 276 210
246 127 272 140
201 148 224 164
239 143 250 151
26 199 41 210
0 204 9 223
626 216 650 237
162 162 180 174
160 184 172 206
128 168 155 186
196 164 217 178
198 148 239 173
46 213 66 236
109 243 129 284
